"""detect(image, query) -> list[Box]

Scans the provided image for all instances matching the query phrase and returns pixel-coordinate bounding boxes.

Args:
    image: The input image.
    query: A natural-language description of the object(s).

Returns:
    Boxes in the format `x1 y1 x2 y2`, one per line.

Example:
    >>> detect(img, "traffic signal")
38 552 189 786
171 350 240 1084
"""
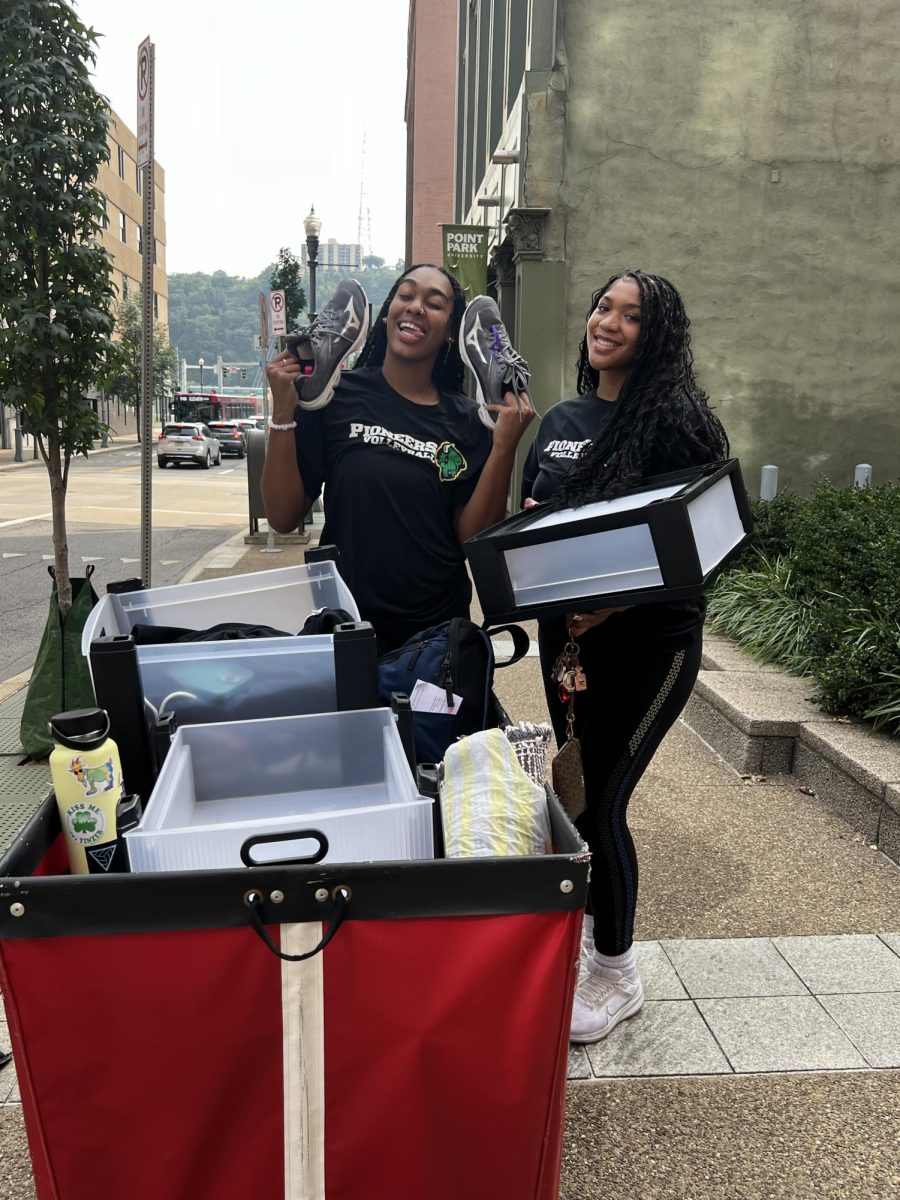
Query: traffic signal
241 369 246 380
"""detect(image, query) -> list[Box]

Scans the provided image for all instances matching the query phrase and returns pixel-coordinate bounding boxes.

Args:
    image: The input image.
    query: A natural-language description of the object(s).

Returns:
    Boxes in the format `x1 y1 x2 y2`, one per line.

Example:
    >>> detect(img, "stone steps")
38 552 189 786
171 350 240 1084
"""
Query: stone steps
685 635 900 866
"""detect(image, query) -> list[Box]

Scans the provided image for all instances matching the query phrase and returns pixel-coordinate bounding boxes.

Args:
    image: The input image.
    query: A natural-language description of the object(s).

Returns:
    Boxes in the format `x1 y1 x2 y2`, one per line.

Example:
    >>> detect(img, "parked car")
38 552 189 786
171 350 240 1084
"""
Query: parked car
157 422 221 469
207 420 247 458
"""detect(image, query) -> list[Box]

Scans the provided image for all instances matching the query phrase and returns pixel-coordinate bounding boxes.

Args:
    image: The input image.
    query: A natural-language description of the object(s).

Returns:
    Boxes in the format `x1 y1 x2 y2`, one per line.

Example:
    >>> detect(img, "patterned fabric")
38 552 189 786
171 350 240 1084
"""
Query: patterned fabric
503 720 554 785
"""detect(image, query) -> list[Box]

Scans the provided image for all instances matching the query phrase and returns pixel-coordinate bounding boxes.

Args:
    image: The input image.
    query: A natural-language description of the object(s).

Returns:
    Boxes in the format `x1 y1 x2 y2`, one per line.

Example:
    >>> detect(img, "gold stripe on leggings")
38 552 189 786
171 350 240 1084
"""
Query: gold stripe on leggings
628 649 686 758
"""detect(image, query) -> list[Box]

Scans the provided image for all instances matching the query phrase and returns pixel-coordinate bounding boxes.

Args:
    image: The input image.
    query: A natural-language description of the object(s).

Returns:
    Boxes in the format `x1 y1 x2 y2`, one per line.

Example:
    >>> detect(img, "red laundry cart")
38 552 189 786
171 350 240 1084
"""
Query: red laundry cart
0 791 588 1200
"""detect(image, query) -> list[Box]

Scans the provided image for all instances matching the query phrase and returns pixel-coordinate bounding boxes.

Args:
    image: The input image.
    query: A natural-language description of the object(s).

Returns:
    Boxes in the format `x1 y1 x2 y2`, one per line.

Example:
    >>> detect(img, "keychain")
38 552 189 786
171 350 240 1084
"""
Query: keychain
551 639 587 703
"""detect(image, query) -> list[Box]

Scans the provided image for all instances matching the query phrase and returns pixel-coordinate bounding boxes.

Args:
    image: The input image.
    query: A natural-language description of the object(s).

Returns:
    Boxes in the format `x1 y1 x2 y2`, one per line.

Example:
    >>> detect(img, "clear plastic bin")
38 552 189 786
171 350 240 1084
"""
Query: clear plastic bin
81 563 360 723
125 708 434 872
82 562 358 646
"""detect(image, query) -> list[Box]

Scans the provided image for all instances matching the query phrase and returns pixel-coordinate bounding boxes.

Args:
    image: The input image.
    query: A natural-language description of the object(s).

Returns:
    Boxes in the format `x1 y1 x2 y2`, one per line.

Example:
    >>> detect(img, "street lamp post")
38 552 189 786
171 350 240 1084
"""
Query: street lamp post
301 206 322 534
198 356 205 392
304 205 322 322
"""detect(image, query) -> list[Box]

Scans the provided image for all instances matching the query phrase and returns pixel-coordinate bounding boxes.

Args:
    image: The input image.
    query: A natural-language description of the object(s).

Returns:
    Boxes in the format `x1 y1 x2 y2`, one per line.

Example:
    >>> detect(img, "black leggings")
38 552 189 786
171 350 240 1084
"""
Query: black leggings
539 614 703 956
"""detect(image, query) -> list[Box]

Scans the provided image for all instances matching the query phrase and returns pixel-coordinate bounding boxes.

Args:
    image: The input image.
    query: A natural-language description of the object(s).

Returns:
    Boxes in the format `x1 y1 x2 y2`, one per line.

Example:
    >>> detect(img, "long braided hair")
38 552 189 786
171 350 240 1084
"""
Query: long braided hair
553 270 729 508
355 264 467 393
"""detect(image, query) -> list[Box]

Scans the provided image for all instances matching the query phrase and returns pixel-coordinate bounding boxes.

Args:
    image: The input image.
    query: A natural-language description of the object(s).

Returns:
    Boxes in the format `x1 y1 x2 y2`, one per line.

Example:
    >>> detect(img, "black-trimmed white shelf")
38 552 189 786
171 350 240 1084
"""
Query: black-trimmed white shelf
465 459 753 624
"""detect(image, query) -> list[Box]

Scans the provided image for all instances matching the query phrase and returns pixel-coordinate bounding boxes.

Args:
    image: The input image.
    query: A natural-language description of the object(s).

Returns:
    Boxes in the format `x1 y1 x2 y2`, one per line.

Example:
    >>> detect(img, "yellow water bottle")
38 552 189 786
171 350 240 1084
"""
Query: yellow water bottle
48 709 125 875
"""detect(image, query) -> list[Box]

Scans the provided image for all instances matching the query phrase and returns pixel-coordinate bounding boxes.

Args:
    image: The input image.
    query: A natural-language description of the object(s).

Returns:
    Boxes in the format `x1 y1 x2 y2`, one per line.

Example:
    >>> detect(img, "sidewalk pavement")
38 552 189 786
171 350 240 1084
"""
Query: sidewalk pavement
0 427 145 473
0 529 898 1199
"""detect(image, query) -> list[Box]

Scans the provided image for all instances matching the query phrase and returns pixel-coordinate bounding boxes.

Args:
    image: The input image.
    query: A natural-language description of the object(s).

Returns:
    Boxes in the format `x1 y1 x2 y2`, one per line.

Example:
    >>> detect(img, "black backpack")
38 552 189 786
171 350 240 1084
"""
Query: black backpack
377 618 529 763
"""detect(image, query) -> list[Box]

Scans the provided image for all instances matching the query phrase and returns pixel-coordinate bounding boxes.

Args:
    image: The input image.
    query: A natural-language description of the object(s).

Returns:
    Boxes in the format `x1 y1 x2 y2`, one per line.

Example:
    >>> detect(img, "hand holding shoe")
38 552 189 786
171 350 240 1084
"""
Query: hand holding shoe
488 388 536 455
265 352 302 424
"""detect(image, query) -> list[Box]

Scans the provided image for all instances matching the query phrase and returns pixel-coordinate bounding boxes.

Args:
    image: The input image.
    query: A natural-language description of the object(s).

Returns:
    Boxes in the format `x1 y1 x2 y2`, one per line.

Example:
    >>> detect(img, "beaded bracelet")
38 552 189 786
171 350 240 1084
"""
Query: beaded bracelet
269 419 298 431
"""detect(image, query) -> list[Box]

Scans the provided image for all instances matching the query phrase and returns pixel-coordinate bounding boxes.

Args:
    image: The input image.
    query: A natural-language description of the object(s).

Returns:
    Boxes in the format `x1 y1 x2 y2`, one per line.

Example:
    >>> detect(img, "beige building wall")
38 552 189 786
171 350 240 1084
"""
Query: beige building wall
405 0 458 266
453 0 900 495
96 108 168 328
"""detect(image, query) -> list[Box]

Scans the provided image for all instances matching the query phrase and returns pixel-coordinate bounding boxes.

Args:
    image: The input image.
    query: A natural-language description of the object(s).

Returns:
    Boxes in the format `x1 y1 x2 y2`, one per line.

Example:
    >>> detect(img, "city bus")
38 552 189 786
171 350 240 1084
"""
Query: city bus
169 393 260 424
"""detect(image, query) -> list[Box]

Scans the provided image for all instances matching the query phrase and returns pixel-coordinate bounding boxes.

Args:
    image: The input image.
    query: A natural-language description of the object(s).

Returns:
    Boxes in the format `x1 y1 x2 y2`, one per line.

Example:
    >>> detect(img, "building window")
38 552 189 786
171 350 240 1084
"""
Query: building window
121 273 129 300
136 165 142 196
117 144 125 178
137 225 143 255
100 197 109 229
153 293 159 320
153 239 158 264
119 210 127 243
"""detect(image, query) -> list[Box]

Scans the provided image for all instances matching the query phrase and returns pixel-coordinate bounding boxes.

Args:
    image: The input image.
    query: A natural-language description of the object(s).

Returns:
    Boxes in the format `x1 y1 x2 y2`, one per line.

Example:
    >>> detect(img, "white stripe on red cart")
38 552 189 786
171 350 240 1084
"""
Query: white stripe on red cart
281 922 326 1200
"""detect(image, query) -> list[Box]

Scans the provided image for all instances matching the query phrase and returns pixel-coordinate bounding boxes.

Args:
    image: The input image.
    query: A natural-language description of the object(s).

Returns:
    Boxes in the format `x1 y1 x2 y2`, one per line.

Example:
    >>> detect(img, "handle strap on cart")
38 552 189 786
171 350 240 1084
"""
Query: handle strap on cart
245 886 351 961
484 623 530 668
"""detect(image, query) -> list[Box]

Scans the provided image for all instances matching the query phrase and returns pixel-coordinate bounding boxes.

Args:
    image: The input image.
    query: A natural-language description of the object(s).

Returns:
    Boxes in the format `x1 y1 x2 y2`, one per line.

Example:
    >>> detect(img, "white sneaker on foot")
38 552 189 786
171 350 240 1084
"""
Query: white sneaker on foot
569 959 644 1044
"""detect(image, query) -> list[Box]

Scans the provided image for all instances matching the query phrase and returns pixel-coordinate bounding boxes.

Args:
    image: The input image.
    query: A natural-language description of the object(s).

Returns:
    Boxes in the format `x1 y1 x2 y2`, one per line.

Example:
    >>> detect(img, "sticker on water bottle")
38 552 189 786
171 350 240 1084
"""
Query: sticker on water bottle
65 802 107 846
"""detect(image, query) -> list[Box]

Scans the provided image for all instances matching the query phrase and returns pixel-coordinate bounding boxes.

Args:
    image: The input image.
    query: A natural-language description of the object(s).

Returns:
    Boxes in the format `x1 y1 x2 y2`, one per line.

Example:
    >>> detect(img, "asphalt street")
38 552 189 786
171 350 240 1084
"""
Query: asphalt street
0 449 249 683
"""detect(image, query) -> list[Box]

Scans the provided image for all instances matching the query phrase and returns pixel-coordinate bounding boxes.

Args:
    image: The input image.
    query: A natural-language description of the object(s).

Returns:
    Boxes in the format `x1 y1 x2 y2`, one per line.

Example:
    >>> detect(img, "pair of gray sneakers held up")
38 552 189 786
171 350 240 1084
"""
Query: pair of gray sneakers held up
286 281 529 427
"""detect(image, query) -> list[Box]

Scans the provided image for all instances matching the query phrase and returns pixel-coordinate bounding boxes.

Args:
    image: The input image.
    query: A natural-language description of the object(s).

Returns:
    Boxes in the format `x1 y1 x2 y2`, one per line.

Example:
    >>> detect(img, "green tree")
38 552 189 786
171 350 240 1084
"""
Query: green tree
168 268 269 365
0 0 116 614
269 247 307 330
103 296 180 439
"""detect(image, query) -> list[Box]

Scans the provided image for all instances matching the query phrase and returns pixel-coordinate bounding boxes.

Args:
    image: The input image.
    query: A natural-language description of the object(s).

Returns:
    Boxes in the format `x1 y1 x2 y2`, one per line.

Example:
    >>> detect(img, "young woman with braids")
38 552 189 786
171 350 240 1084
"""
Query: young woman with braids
263 265 534 652
521 270 729 1043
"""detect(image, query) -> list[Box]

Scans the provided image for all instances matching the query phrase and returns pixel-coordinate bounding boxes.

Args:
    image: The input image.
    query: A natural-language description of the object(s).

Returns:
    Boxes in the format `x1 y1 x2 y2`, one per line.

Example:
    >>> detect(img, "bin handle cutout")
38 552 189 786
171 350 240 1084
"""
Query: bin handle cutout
245 886 350 962
240 828 329 868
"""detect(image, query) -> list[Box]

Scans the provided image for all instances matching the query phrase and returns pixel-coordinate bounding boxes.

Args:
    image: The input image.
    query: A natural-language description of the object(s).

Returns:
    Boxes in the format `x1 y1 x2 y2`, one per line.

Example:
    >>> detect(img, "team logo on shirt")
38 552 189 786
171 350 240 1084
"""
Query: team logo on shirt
348 423 467 482
434 442 467 482
545 438 591 460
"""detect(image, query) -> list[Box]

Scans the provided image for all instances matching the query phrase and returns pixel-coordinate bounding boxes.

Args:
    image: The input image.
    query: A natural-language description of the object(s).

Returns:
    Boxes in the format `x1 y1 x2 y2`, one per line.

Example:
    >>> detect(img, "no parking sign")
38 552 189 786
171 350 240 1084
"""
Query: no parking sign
270 290 287 336
136 38 152 168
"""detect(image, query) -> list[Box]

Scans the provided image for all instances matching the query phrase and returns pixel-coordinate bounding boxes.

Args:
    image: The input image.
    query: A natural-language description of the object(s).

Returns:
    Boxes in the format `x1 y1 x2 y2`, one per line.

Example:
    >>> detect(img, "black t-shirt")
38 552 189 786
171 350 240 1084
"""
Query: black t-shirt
294 367 493 646
521 392 618 505
521 392 714 644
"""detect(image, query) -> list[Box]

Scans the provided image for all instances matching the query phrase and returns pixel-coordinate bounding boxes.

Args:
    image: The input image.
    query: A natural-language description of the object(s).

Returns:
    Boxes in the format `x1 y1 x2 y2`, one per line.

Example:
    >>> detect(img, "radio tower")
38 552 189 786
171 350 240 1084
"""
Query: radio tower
356 131 367 269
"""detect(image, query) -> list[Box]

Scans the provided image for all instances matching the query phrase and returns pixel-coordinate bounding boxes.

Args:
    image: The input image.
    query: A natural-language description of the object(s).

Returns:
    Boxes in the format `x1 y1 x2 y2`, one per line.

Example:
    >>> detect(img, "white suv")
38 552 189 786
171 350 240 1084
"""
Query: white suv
157 422 221 469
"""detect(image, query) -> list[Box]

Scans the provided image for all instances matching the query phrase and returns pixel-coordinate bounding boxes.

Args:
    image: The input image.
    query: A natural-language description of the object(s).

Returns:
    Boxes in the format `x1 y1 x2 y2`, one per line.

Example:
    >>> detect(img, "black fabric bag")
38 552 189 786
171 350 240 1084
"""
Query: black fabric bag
377 617 529 764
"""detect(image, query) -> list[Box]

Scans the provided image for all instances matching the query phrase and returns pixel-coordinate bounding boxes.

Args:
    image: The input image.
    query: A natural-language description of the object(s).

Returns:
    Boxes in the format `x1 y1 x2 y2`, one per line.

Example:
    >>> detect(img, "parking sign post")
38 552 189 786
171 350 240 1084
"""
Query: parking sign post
137 36 155 587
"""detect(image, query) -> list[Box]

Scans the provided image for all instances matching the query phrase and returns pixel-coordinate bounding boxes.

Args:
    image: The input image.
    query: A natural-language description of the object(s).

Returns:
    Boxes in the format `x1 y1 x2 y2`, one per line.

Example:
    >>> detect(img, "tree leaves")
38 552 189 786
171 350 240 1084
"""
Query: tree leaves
0 0 117 612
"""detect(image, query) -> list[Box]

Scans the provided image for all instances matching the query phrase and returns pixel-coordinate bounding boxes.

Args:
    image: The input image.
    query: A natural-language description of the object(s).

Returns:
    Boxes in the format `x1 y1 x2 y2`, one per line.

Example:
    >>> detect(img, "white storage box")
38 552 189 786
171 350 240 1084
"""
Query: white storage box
125 708 434 872
465 459 752 623
81 562 360 722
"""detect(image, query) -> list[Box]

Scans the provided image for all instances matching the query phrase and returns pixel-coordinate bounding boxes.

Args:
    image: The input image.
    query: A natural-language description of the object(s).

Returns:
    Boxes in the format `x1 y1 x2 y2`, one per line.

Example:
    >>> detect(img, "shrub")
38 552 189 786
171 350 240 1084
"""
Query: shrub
709 482 900 736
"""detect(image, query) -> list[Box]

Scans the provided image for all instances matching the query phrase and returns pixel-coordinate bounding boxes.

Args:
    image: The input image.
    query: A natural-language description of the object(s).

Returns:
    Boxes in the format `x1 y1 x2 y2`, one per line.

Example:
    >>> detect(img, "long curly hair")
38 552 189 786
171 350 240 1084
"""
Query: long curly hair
553 270 729 507
355 264 467 393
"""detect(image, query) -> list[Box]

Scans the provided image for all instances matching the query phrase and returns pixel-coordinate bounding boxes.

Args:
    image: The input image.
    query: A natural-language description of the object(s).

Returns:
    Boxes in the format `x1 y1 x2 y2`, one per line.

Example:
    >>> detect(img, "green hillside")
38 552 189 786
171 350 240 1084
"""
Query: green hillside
167 261 405 367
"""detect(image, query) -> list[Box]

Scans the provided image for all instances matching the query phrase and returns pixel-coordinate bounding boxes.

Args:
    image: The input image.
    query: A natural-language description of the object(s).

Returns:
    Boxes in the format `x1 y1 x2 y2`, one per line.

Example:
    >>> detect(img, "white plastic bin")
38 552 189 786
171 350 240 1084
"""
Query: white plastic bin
125 708 434 872
81 563 360 723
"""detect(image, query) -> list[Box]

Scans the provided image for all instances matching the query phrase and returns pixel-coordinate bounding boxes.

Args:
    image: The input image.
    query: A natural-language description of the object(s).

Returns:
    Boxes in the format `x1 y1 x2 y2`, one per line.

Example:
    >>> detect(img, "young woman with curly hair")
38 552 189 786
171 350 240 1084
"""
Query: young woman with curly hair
521 270 729 1043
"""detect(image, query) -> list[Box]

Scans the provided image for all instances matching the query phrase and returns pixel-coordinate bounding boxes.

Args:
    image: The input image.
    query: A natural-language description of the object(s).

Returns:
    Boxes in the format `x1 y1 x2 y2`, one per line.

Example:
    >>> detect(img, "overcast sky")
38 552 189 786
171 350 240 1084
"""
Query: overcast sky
74 0 410 278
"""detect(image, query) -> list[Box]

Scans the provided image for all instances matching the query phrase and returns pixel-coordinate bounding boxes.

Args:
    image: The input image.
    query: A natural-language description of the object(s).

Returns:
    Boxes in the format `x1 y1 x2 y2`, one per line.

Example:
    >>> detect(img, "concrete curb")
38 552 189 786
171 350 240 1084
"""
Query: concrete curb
685 635 900 866
0 669 31 706
177 528 251 584
0 438 142 474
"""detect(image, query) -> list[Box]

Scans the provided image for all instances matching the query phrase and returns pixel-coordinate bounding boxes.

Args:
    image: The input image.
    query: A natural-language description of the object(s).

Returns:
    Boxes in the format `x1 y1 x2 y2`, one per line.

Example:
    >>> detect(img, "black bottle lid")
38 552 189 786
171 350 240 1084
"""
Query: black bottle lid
49 708 111 751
